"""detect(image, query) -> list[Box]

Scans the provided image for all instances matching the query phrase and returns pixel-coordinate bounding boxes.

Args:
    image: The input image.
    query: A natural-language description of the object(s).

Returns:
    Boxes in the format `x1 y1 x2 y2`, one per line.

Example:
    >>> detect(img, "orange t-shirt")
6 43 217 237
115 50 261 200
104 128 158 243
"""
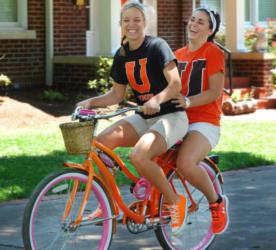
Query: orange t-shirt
175 42 225 126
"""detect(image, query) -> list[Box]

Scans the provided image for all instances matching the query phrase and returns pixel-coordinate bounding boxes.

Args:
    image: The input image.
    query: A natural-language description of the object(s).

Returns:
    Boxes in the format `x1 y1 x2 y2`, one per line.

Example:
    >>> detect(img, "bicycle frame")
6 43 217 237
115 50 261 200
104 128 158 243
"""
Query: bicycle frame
63 138 151 226
62 141 218 228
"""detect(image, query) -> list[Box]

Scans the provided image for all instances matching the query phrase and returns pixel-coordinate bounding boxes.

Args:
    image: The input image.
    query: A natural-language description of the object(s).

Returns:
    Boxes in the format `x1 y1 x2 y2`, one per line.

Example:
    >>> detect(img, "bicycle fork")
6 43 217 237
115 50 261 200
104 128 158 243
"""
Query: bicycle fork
62 159 94 226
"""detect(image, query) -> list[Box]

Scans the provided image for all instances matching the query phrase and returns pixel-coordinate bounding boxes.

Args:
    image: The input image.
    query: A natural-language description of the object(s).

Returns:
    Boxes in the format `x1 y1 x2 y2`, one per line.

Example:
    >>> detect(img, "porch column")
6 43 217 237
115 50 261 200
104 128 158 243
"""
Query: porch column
224 0 247 52
90 0 120 56
86 0 99 56
110 0 121 54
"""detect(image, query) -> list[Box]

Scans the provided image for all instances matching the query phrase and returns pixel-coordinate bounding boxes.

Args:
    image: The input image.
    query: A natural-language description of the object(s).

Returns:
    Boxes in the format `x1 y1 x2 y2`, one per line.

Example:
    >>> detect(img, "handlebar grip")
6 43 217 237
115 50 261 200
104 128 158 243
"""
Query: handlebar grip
79 109 97 116
72 106 82 120
137 106 144 112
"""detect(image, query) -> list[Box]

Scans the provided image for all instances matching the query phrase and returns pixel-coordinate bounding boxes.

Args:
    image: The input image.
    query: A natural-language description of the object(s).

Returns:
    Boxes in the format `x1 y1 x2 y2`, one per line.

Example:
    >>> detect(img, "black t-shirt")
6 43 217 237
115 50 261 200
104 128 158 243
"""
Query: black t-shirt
110 35 183 119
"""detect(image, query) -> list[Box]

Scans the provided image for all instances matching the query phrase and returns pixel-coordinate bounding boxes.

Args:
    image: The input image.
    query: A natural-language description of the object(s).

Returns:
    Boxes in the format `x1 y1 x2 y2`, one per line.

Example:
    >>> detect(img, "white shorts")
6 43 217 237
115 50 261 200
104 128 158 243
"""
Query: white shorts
188 122 220 149
123 111 188 149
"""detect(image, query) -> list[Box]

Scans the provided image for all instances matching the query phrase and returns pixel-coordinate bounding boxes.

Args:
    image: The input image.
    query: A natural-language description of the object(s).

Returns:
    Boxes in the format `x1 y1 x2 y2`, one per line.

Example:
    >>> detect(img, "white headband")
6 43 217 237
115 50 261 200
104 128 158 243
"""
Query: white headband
205 9 217 35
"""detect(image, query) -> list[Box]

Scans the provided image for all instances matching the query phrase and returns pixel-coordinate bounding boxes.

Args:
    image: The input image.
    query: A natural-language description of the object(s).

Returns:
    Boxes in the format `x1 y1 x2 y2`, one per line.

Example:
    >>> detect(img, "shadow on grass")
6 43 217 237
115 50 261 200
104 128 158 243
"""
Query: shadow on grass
0 150 77 202
0 150 274 202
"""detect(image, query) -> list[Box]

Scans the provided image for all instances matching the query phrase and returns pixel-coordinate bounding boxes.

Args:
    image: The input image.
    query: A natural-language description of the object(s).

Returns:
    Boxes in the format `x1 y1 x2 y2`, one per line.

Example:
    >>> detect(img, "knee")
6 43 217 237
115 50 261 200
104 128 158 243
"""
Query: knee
129 150 147 172
96 134 116 149
96 135 108 147
176 154 196 178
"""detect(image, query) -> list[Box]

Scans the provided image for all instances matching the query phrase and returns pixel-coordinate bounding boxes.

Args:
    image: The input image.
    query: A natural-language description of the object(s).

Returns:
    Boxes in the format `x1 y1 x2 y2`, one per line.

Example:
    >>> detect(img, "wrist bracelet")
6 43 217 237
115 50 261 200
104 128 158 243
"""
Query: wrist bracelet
184 96 191 108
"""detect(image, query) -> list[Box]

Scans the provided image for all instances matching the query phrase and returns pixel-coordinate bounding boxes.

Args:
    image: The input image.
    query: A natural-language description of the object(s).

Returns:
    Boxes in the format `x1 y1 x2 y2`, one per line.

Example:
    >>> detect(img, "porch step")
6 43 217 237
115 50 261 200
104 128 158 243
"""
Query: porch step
257 91 276 109
223 86 273 99
253 84 274 98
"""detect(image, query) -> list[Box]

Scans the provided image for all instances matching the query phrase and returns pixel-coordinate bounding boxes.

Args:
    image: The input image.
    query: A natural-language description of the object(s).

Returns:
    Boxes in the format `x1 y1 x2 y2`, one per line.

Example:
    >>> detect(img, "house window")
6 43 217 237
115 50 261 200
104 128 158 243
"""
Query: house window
0 0 27 30
198 0 225 26
202 0 276 26
258 0 276 21
0 0 17 22
200 0 221 12
0 0 36 39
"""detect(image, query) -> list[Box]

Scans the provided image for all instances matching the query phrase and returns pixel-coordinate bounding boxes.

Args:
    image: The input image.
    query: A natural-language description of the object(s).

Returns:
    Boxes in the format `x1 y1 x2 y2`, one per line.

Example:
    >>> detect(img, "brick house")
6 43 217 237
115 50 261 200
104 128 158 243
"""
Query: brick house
0 0 275 106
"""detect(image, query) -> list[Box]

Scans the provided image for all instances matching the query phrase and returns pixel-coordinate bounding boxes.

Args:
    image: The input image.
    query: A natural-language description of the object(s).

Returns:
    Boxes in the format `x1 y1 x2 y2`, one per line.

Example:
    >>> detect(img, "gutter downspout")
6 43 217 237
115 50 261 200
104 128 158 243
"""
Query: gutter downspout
192 0 196 11
46 0 53 86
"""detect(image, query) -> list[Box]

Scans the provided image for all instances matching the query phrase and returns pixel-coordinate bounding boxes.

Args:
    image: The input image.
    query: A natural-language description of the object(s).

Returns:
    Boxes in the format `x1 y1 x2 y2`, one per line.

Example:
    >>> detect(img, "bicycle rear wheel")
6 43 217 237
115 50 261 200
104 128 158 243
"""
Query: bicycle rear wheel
22 169 114 250
154 161 223 250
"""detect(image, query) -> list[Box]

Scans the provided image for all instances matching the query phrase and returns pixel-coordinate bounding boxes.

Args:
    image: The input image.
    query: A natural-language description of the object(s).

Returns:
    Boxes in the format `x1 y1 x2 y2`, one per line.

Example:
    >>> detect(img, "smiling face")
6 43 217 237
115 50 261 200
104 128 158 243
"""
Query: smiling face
121 7 146 46
187 10 213 44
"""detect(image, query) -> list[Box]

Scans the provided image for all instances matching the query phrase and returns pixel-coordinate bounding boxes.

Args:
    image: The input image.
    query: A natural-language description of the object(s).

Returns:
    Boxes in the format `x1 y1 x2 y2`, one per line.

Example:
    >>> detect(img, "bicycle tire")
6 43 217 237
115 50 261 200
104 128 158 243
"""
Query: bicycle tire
22 169 114 250
154 161 223 250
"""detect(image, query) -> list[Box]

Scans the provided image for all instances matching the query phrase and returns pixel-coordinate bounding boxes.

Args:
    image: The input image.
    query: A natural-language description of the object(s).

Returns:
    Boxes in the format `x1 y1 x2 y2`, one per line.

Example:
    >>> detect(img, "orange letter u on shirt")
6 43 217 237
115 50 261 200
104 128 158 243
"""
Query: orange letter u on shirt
125 58 151 94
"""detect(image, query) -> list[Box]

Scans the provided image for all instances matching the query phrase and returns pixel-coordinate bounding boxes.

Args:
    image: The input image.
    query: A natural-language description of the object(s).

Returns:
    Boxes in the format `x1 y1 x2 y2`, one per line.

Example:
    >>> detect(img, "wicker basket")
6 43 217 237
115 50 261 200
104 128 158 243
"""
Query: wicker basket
59 121 94 155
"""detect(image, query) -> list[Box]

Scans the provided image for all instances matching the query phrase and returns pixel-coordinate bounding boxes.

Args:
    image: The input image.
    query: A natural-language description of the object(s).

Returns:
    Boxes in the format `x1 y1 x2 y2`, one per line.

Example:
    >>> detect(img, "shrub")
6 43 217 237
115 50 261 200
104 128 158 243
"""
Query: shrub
271 68 276 88
244 20 276 53
0 74 11 87
42 90 65 102
215 31 226 46
87 56 135 102
88 57 113 94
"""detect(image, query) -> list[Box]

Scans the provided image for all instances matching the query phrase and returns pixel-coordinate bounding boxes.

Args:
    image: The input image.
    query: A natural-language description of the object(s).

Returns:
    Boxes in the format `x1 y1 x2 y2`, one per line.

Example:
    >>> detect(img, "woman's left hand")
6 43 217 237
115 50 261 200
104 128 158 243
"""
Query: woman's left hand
172 93 187 108
143 99 161 115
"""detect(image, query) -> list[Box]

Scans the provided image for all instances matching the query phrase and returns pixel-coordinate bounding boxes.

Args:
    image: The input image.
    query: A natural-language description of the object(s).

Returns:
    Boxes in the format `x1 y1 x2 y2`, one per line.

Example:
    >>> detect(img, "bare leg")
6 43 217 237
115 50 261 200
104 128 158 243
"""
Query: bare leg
130 131 179 205
96 119 140 149
176 131 218 203
96 119 140 192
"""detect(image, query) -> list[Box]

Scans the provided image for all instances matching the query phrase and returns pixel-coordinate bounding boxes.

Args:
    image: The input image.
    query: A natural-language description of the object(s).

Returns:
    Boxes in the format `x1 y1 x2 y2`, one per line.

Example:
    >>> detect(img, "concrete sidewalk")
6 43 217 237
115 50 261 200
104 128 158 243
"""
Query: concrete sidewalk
0 165 276 250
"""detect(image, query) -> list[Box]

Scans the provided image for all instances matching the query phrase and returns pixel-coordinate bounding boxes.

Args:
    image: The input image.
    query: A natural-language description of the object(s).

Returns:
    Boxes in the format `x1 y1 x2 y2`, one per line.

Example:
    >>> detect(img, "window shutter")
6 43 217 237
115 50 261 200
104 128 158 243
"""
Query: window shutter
259 0 276 21
0 0 17 22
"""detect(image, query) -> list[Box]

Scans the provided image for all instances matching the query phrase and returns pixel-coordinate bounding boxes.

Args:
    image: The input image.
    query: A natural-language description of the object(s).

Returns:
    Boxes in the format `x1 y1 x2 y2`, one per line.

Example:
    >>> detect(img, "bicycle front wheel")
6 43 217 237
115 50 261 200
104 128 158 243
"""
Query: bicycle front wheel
155 161 223 250
22 169 114 250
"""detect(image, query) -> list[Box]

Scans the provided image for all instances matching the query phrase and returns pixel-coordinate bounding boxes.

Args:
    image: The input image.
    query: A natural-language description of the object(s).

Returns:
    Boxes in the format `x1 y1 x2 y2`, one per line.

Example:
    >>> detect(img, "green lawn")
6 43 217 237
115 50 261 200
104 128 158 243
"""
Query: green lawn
0 120 275 202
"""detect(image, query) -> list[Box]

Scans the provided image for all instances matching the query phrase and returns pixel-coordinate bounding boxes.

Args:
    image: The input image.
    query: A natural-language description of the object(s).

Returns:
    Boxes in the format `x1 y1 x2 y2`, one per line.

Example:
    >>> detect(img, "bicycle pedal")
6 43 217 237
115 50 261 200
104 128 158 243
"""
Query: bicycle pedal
145 216 170 227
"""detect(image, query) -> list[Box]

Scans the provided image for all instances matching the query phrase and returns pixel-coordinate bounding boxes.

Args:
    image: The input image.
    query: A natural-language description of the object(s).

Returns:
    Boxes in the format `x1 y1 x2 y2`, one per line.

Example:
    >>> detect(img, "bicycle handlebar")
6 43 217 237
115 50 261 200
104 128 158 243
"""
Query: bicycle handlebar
72 106 143 121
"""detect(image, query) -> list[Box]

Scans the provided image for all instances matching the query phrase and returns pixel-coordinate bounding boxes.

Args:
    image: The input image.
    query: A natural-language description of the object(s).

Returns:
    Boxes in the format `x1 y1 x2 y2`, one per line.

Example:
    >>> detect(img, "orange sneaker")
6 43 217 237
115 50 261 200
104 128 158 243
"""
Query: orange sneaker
168 194 187 235
209 195 229 234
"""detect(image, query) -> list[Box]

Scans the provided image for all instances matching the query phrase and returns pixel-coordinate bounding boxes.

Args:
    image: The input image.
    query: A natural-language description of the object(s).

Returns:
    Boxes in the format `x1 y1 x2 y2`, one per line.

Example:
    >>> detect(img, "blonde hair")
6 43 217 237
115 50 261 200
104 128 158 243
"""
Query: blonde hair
120 1 147 25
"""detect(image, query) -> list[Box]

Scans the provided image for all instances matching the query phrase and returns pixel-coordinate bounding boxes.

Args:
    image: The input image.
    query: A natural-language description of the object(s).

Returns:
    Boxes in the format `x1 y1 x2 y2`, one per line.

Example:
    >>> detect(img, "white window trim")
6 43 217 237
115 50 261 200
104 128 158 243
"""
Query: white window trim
0 0 36 39
244 0 258 27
